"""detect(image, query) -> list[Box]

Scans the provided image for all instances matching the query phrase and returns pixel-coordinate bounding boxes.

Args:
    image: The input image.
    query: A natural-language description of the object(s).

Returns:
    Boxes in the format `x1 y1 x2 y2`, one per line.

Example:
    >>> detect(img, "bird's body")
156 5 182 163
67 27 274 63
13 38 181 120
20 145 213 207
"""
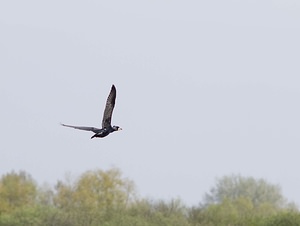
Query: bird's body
61 85 122 138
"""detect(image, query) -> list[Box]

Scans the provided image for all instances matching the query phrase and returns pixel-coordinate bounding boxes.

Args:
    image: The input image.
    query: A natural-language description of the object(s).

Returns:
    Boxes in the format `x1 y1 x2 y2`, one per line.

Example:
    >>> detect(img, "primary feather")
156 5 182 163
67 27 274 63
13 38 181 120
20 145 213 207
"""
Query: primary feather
102 85 116 128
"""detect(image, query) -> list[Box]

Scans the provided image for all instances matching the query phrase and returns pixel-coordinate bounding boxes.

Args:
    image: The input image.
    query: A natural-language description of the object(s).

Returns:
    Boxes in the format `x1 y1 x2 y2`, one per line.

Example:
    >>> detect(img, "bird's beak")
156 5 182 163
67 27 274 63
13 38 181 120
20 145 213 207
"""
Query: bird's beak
118 127 122 131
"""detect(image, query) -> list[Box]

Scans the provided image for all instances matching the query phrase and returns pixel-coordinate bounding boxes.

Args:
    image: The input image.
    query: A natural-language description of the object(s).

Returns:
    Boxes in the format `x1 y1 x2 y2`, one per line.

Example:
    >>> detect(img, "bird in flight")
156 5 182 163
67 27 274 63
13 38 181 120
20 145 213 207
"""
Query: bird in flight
61 85 122 139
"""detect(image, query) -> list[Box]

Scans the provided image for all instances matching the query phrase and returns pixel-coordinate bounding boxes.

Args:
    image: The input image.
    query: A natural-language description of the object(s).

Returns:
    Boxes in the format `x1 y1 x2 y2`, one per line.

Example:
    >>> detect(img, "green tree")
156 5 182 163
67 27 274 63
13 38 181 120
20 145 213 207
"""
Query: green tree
263 211 300 226
187 175 298 226
74 168 135 211
53 167 136 225
203 174 288 210
125 198 189 226
0 171 37 214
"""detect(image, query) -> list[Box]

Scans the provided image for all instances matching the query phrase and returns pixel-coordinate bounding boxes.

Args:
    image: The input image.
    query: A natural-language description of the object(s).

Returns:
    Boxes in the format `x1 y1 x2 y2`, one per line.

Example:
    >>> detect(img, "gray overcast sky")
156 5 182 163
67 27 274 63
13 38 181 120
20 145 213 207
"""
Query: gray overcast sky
1 0 300 206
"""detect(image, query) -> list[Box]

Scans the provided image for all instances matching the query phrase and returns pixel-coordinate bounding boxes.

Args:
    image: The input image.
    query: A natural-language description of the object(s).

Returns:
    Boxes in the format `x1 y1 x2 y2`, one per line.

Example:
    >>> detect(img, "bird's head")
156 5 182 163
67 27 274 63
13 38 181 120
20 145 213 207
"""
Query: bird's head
112 125 122 131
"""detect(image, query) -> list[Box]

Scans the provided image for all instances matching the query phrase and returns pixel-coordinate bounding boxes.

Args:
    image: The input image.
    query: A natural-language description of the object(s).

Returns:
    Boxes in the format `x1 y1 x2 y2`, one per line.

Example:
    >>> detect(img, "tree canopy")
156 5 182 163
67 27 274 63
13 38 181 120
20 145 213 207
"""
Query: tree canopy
0 169 299 226
0 171 36 214
203 174 290 209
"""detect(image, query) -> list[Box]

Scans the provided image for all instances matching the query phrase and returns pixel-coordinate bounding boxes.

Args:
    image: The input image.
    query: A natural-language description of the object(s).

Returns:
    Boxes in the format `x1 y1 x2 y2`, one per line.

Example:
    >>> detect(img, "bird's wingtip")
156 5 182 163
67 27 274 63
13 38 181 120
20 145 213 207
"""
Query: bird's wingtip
111 84 116 92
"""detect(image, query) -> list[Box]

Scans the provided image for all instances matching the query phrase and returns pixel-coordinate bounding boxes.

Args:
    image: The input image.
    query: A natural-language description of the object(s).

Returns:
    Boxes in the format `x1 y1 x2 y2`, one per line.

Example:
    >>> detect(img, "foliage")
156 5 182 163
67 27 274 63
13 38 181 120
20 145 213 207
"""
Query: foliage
0 169 299 226
53 168 136 225
0 171 37 214
263 211 300 226
204 174 288 209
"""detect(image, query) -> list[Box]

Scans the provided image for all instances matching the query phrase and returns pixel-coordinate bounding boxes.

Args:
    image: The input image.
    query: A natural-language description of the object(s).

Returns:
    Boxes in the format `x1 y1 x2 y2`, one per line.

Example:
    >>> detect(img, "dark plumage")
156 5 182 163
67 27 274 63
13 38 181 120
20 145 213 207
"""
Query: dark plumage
61 85 122 139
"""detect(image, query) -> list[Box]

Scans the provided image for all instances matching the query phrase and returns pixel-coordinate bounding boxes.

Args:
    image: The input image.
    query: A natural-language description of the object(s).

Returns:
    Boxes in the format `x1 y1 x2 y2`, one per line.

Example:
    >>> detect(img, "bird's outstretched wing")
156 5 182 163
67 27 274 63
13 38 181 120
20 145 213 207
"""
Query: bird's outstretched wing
102 85 116 128
61 123 100 133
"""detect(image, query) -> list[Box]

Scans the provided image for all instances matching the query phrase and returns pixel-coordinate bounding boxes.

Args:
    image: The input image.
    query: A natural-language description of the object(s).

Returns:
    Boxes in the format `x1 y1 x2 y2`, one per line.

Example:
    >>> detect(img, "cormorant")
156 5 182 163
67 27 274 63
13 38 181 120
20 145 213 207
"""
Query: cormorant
61 85 122 138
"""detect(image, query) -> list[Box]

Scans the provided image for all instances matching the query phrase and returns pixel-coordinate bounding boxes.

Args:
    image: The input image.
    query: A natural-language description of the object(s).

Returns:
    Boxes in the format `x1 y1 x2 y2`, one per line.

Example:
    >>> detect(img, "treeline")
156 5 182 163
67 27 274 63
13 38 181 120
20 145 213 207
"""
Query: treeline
0 168 299 226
